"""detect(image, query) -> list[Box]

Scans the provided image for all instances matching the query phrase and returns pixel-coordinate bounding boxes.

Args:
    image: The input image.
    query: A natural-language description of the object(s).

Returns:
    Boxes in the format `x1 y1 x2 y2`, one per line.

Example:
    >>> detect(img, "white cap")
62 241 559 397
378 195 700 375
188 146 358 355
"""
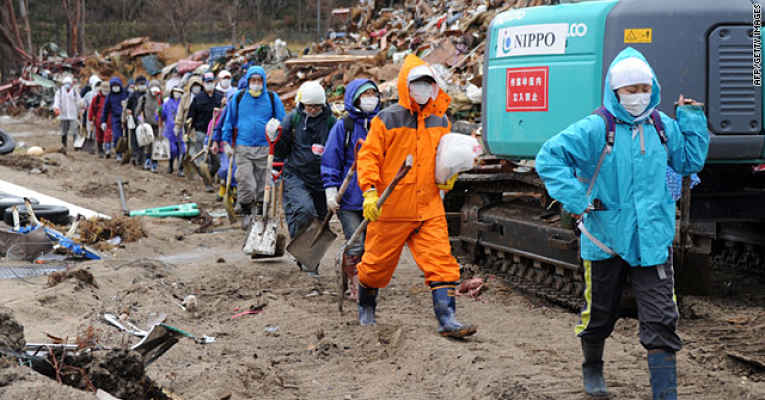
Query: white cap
609 57 653 90
62 76 73 85
89 74 101 88
407 64 435 84
299 80 326 105
218 70 231 79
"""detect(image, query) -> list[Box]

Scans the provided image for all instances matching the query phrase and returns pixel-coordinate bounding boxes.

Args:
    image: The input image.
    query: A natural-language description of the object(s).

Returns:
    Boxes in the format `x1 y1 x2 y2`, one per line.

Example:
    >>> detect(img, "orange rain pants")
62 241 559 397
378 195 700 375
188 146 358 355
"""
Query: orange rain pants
357 215 460 288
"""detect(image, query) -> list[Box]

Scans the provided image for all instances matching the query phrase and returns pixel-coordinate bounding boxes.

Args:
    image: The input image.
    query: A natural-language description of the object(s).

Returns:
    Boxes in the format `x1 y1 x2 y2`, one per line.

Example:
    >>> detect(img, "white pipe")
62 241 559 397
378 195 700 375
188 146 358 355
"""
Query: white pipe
0 179 110 220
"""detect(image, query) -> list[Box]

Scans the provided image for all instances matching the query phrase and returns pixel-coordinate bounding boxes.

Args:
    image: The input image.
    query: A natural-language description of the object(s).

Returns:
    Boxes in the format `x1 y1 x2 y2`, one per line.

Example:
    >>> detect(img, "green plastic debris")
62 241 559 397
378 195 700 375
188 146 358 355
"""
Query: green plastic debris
129 203 199 218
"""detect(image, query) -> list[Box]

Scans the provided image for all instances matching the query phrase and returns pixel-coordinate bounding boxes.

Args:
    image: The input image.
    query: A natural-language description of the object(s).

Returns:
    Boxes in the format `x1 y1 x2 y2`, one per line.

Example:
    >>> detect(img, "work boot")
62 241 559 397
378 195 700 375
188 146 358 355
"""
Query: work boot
151 161 158 173
253 201 264 216
647 350 677 400
177 168 185 177
582 339 609 398
342 254 361 301
217 184 225 202
97 143 105 158
105 144 112 159
168 158 175 174
431 283 477 338
205 183 214 193
358 282 378 326
143 158 151 170
234 201 252 216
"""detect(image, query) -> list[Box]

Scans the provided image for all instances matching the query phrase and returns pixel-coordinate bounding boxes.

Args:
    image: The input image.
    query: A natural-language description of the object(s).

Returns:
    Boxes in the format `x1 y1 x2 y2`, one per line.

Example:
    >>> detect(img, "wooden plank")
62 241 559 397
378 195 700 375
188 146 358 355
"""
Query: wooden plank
284 54 379 67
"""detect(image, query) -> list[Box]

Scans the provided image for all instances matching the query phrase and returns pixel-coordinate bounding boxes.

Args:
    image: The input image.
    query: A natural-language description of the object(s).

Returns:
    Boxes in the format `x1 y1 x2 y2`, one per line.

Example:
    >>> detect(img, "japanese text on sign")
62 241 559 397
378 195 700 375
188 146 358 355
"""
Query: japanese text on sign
506 66 549 112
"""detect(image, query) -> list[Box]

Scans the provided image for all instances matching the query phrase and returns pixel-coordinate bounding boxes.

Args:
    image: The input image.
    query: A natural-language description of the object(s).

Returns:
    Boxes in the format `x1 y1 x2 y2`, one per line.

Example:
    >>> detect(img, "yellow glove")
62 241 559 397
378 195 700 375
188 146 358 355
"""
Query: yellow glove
362 189 381 222
437 174 459 191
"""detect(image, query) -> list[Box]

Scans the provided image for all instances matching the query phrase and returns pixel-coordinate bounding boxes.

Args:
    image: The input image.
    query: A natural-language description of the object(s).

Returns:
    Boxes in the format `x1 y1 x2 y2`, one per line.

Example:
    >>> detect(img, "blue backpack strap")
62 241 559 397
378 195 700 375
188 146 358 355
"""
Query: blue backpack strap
649 110 668 145
593 106 616 148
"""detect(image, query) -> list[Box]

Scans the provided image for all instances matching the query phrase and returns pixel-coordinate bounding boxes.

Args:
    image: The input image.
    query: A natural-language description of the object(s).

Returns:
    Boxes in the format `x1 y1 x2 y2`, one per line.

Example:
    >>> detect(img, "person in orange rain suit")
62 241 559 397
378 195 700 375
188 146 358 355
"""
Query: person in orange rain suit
355 54 477 338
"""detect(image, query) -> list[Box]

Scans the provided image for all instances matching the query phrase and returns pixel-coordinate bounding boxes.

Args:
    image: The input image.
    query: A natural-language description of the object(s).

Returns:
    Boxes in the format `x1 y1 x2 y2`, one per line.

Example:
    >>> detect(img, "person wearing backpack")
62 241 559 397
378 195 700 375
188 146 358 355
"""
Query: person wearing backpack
274 81 336 251
321 78 380 299
222 66 286 218
535 47 709 400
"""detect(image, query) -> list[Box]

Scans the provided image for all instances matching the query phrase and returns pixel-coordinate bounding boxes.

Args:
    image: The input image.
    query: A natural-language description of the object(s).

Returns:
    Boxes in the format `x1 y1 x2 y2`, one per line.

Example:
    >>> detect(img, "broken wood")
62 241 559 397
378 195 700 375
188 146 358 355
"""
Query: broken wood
284 53 379 68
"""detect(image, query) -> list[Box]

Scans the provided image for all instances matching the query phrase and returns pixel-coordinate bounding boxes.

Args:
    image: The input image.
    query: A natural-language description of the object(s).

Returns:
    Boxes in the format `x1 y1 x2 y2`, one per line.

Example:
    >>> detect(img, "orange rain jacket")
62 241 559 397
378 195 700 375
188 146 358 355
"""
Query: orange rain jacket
357 54 452 222
356 54 460 288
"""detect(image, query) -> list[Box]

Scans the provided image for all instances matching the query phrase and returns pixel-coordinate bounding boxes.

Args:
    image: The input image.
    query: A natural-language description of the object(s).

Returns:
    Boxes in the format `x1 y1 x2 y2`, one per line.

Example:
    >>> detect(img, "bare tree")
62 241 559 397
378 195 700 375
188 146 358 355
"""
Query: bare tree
225 0 241 47
153 0 204 53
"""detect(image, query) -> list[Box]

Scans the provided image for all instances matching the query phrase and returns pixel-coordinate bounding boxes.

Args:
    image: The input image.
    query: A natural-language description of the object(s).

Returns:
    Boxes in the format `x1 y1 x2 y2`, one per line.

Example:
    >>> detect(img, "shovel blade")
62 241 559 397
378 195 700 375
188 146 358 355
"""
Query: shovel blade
243 217 279 256
286 218 338 273
73 135 86 149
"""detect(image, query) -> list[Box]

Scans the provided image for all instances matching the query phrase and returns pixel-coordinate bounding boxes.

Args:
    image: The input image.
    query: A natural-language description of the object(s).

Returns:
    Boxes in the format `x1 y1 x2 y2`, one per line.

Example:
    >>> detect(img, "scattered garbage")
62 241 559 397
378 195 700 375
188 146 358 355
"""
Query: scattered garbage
456 277 485 298
231 303 267 319
264 325 280 337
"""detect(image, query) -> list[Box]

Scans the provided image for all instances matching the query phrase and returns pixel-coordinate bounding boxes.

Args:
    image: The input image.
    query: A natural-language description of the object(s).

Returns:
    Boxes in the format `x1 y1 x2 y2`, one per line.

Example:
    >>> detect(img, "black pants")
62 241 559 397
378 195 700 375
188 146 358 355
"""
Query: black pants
576 250 682 352
282 172 327 238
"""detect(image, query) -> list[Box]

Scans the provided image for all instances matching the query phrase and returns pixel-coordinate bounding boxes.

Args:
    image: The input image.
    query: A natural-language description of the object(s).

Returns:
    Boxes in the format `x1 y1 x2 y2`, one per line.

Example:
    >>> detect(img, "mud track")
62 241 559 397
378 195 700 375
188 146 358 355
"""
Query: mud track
0 115 763 399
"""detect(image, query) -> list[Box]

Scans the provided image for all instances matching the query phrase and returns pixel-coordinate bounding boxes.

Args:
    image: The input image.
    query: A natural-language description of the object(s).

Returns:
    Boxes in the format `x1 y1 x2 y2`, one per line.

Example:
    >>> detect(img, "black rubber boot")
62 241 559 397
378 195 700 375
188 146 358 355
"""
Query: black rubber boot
168 158 175 174
582 339 609 398
648 350 677 400
431 283 477 338
61 135 67 154
358 282 378 326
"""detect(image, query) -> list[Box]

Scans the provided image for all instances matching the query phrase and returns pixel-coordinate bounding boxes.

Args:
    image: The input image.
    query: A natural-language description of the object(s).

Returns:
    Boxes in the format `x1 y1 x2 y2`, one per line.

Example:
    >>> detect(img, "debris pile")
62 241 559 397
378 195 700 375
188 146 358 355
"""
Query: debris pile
1 0 553 124
77 216 146 250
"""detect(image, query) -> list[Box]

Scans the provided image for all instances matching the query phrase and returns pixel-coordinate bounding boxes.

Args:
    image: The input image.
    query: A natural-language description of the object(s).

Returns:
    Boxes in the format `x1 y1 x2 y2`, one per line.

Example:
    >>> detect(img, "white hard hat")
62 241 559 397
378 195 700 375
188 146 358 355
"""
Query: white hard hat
609 57 654 90
62 76 73 85
299 80 326 105
218 70 231 79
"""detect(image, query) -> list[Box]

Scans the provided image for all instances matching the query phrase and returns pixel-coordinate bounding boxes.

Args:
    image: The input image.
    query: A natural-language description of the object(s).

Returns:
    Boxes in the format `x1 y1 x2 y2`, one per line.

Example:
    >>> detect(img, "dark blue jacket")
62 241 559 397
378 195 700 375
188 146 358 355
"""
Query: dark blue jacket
321 78 380 210
101 77 128 140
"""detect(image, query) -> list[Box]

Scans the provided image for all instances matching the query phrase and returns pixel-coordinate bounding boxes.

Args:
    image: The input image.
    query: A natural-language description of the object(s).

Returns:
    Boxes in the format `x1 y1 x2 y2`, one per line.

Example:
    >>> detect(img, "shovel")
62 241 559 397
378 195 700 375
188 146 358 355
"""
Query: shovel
73 118 86 149
223 151 236 223
243 128 282 257
337 154 413 313
287 143 362 273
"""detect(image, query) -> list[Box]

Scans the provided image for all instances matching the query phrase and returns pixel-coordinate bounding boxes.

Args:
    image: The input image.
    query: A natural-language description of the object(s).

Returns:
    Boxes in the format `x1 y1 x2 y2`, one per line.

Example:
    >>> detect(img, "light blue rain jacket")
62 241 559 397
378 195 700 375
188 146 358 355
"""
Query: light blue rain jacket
535 47 709 267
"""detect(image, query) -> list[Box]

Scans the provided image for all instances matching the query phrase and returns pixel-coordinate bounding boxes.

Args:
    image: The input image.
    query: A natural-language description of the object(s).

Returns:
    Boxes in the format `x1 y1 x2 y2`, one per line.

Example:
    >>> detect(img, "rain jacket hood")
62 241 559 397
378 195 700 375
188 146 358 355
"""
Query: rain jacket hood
604 47 661 123
245 66 268 92
345 78 380 119
397 54 450 118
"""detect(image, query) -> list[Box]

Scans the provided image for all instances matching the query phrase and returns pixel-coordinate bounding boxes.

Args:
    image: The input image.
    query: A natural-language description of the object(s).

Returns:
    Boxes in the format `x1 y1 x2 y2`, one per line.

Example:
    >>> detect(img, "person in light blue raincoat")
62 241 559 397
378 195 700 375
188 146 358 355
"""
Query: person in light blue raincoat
535 47 709 400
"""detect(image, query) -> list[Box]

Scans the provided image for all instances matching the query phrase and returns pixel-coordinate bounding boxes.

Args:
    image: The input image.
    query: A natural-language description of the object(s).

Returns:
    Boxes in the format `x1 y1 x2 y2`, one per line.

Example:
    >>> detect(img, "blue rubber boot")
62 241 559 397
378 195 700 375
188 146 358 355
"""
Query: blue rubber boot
357 282 377 326
648 351 677 400
582 339 609 398
431 283 477 338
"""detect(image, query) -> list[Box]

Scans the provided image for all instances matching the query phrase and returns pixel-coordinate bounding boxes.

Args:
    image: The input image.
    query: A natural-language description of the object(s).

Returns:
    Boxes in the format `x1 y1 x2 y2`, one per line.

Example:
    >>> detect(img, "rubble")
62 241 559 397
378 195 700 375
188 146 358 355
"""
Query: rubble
0 0 554 125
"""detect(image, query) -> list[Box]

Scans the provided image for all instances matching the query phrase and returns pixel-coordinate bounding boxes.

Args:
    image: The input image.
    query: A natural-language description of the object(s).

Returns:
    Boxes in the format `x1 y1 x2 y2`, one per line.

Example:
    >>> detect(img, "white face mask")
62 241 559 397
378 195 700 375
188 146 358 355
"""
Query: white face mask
204 82 215 92
150 87 160 96
220 80 231 89
173 92 182 100
111 86 121 93
249 83 262 97
100 87 109 95
191 86 202 95
136 84 147 92
620 92 652 116
359 96 379 113
63 83 72 90
409 81 435 105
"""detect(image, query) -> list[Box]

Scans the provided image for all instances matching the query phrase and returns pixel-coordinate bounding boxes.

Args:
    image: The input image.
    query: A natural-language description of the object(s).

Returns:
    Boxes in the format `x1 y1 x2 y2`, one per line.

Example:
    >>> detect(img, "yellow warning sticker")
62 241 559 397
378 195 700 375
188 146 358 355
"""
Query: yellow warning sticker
624 28 652 43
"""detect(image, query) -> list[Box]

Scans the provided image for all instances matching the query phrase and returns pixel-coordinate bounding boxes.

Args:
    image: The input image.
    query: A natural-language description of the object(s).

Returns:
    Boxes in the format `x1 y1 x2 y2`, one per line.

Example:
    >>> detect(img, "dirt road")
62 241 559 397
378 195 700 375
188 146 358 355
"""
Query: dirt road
0 115 763 399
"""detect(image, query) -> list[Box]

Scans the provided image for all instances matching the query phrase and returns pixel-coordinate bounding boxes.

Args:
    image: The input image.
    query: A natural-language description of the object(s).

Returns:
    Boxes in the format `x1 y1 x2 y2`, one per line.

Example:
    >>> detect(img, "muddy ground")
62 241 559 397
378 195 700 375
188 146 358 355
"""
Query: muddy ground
0 115 764 400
